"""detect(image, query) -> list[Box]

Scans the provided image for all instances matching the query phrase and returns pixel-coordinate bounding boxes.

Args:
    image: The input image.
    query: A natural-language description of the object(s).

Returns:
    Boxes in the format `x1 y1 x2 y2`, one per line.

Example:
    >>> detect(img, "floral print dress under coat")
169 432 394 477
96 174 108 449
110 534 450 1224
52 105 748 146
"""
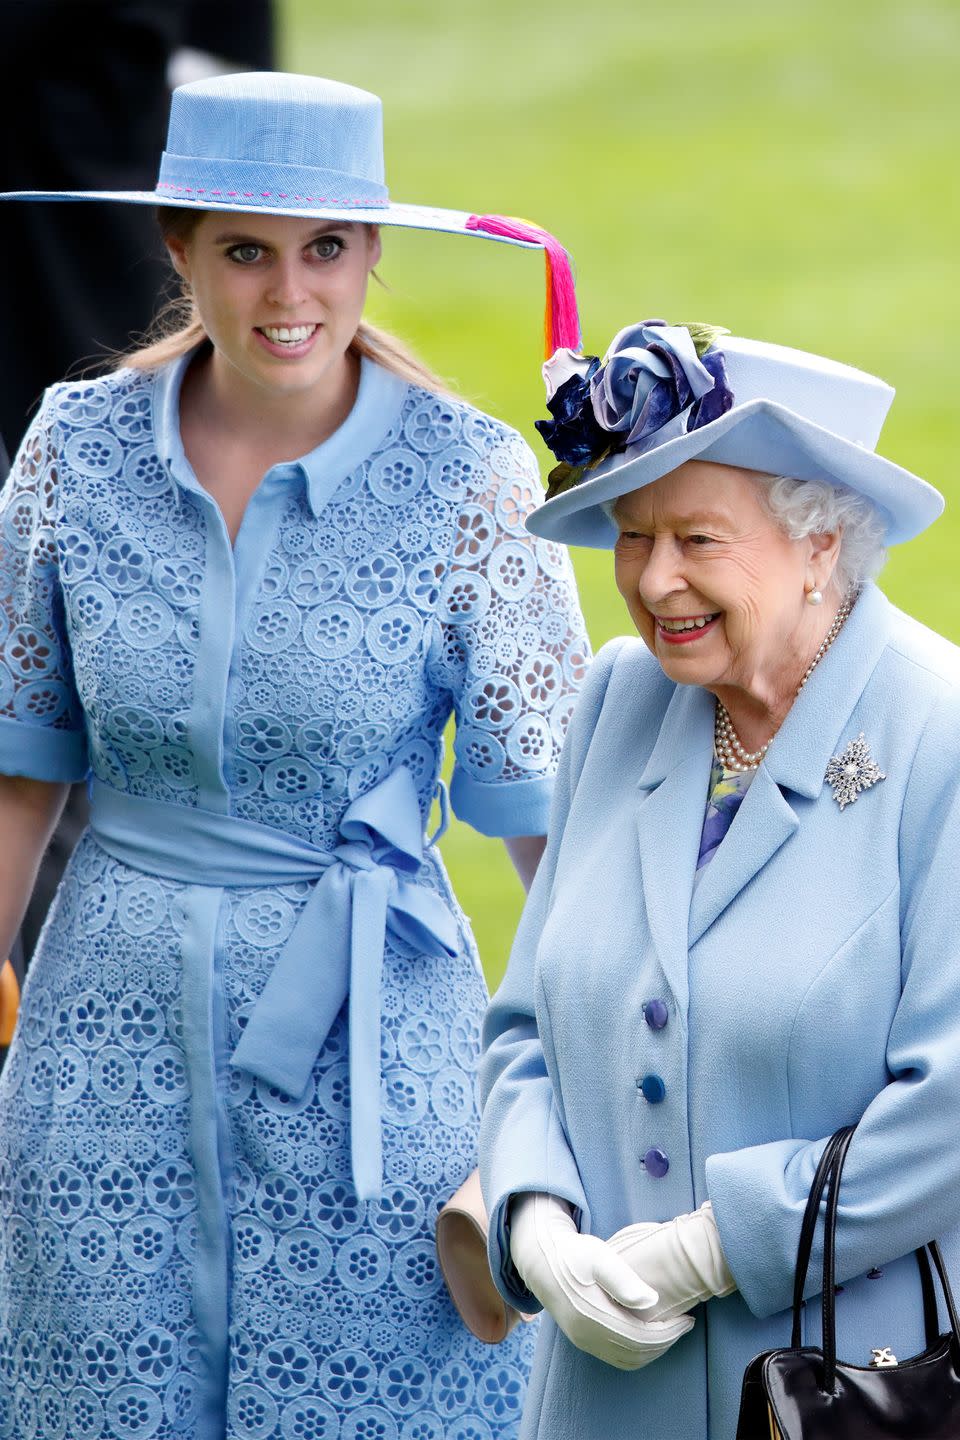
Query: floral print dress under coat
696 759 754 872
0 353 589 1440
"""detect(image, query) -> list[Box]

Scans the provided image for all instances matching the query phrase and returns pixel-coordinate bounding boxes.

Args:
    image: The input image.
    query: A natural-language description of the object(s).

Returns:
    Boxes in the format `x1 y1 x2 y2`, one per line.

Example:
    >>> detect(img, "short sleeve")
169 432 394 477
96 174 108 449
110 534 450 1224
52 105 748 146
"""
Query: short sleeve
0 394 88 781
429 422 591 837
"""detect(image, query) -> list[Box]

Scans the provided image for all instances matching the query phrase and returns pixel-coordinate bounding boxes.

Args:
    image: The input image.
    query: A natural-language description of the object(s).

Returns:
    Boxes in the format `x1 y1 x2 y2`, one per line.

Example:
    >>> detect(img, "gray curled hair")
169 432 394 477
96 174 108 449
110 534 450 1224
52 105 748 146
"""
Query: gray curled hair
604 474 887 592
755 475 886 592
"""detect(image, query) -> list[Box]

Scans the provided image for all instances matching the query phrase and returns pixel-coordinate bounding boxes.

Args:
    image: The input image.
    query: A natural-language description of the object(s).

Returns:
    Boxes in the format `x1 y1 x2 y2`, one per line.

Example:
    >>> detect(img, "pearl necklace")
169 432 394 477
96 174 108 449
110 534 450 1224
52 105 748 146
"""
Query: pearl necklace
713 591 856 773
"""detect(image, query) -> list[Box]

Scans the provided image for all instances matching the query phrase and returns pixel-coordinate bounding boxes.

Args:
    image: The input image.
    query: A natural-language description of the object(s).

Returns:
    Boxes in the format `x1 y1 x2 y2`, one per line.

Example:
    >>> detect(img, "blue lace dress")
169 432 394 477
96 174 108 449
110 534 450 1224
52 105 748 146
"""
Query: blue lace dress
0 353 590 1440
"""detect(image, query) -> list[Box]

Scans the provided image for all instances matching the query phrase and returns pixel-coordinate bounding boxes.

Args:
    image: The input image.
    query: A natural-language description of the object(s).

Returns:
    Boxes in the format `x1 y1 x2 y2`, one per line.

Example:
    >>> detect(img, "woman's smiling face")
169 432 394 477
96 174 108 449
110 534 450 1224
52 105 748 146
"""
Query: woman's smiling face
165 211 381 402
613 460 825 698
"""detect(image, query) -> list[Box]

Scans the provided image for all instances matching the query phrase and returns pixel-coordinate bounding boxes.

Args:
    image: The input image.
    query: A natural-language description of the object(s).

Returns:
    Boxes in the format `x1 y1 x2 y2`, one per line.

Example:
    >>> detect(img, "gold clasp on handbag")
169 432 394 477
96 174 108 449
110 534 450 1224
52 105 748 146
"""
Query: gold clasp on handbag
870 1346 898 1368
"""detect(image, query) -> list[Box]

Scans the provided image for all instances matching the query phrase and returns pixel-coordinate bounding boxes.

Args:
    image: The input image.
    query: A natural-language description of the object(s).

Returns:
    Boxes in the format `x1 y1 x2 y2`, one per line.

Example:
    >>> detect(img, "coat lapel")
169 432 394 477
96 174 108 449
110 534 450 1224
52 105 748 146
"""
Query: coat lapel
635 682 715 1018
688 582 894 946
687 769 798 945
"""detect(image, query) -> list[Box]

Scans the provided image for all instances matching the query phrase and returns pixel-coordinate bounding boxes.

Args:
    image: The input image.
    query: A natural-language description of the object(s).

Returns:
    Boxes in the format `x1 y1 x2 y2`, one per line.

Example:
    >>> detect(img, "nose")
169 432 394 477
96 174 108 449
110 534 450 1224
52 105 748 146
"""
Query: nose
264 255 311 308
638 536 688 606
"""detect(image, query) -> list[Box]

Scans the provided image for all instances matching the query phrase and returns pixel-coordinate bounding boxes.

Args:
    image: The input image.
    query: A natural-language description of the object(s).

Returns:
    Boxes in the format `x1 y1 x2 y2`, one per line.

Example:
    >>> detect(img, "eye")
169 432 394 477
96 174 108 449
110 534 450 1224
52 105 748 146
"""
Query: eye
615 531 652 547
687 534 714 546
310 235 347 261
226 243 264 265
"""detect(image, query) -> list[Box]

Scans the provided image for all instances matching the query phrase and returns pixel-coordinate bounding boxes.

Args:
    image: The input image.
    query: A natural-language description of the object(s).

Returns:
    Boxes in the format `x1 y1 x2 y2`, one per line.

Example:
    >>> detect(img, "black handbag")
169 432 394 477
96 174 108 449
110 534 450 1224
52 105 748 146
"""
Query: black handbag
736 1125 960 1439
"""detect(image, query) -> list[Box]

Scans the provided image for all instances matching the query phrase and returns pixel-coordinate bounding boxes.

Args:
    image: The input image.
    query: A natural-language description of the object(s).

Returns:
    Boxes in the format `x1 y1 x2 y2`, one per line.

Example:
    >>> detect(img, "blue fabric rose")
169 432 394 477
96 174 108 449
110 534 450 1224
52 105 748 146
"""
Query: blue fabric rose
534 356 607 467
590 321 729 449
536 320 734 494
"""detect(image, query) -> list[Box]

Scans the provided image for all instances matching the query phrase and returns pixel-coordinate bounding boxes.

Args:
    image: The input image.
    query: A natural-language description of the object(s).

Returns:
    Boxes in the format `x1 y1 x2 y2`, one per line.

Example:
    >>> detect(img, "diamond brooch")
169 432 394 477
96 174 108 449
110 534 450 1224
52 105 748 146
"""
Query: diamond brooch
825 733 886 810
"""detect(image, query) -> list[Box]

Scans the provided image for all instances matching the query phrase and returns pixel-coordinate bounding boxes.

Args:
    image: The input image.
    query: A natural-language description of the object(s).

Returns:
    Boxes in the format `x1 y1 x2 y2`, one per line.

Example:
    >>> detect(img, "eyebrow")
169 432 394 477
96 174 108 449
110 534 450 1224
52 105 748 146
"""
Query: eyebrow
212 222 353 244
617 509 733 530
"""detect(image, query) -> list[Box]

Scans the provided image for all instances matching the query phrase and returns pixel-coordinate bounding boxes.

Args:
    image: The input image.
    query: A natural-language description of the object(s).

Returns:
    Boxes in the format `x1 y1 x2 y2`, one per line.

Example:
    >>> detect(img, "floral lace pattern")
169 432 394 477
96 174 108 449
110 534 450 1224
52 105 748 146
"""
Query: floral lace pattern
0 359 587 1439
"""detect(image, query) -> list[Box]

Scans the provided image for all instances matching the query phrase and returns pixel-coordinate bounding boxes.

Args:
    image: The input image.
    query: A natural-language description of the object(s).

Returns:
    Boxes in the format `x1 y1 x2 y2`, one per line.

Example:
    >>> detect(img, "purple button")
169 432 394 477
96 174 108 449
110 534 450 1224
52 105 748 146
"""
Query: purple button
643 1000 668 1031
639 1074 666 1104
642 1147 669 1178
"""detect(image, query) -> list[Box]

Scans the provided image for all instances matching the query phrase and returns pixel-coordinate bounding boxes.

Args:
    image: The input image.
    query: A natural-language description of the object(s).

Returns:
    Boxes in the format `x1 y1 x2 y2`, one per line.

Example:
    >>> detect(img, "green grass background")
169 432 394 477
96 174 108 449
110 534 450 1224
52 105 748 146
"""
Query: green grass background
280 0 960 987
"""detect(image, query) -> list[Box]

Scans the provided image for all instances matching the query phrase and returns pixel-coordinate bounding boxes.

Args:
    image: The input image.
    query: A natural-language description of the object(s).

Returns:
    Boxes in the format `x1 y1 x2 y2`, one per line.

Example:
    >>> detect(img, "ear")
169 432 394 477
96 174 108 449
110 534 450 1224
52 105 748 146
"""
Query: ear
366 224 382 271
164 233 192 283
806 527 843 593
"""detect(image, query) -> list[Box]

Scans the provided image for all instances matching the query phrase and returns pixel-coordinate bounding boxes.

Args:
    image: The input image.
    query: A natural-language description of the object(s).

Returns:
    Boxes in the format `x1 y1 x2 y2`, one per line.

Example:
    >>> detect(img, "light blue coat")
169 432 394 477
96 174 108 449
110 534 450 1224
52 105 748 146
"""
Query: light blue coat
480 582 960 1439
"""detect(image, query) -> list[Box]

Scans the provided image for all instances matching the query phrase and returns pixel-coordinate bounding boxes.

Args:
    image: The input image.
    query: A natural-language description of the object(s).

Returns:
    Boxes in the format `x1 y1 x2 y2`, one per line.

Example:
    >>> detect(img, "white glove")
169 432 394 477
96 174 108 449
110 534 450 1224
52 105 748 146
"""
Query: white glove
608 1201 736 1321
509 1191 695 1370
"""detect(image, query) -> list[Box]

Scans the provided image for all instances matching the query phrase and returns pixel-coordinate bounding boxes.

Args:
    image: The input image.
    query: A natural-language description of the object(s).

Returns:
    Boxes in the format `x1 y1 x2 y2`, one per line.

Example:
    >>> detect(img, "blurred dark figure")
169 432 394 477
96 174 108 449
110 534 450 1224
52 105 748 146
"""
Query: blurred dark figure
172 0 276 87
1 1 174 451
0 0 275 455
0 0 274 1032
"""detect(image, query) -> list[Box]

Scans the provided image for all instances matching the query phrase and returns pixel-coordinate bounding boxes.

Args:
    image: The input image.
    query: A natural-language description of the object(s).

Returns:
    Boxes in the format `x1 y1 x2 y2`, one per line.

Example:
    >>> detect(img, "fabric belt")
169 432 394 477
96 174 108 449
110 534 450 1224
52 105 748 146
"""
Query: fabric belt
89 769 459 1201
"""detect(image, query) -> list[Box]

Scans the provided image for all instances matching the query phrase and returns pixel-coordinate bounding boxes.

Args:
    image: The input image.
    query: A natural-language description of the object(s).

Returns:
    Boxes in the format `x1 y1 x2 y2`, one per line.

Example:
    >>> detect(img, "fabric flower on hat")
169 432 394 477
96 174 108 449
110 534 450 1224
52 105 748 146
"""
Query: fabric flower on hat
592 321 731 449
537 320 734 499
534 353 606 468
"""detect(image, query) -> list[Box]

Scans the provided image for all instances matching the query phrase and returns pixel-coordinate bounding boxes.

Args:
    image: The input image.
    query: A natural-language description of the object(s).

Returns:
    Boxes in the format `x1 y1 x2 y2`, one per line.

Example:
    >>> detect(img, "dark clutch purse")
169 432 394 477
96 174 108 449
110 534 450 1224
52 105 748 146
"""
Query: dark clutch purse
736 1125 960 1439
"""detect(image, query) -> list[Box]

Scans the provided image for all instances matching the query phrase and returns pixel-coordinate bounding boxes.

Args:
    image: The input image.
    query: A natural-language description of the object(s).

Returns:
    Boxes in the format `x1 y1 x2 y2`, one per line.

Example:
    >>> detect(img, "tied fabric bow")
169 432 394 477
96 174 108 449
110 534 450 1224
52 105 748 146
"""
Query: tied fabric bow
232 766 460 1200
89 768 459 1201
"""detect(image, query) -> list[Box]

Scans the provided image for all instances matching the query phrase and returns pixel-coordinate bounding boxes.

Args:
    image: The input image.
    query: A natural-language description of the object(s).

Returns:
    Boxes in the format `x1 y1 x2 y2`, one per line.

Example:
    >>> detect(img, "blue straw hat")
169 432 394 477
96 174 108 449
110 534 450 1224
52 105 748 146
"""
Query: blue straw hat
0 71 582 356
527 321 943 547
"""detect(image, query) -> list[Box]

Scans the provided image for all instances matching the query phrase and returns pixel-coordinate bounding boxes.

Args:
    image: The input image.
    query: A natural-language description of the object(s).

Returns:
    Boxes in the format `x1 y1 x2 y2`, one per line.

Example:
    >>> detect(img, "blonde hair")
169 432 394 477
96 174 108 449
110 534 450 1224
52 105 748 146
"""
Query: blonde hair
117 208 449 394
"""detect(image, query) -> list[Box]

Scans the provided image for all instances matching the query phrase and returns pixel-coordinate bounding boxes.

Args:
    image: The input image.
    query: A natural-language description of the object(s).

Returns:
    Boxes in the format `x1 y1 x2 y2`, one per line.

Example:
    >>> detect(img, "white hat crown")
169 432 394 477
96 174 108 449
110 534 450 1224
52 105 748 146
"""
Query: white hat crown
719 338 892 450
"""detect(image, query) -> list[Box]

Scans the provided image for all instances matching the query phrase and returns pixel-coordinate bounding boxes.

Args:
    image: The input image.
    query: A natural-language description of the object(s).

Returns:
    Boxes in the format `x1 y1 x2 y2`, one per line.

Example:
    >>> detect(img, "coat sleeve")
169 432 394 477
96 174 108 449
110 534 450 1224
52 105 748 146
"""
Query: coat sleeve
479 636 629 1311
706 684 960 1318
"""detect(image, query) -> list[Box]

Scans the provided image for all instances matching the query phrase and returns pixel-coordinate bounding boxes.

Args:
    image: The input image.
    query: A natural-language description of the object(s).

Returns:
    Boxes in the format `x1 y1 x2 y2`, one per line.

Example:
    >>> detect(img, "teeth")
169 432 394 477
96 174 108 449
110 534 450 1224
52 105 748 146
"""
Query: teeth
658 614 718 632
261 324 317 344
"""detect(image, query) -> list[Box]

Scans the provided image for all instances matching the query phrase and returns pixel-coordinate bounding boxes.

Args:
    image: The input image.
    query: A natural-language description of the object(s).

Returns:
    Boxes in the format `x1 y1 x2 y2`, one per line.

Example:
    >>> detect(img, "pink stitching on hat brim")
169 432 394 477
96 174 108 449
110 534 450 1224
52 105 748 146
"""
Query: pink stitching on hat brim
156 181 387 208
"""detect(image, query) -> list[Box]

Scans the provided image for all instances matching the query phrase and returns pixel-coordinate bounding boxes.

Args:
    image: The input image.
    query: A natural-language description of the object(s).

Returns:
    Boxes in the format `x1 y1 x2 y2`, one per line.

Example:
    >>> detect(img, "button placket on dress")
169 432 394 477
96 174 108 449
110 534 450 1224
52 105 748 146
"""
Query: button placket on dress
153 373 309 1426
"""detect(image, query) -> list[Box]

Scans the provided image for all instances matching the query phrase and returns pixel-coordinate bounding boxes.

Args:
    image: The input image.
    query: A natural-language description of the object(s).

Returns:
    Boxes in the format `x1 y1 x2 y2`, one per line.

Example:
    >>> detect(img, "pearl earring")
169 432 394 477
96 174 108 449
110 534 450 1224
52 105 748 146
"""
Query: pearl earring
806 588 823 606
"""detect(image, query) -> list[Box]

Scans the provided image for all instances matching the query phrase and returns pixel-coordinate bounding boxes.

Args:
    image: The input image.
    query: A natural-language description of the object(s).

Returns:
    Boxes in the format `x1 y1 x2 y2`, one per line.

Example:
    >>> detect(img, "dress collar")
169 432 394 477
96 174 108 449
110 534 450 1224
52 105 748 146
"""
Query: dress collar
150 349 410 517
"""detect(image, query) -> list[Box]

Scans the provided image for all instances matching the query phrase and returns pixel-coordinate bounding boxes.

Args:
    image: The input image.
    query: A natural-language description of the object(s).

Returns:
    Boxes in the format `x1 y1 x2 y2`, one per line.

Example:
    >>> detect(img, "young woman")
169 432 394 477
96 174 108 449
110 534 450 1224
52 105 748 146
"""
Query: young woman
0 72 589 1440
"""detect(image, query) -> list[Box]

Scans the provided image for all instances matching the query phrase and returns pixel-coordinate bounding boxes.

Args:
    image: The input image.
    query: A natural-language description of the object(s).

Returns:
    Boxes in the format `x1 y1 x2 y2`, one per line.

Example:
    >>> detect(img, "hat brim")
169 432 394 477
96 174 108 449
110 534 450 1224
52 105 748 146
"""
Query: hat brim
0 191 543 247
526 398 944 548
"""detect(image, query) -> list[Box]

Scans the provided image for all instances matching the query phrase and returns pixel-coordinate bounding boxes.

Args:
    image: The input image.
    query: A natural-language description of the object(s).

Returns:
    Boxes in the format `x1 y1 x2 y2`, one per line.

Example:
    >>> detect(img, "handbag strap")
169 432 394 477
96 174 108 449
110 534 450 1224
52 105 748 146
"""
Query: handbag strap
819 1126 856 1384
919 1242 942 1340
791 1126 960 1393
789 1127 853 1348
928 1241 960 1348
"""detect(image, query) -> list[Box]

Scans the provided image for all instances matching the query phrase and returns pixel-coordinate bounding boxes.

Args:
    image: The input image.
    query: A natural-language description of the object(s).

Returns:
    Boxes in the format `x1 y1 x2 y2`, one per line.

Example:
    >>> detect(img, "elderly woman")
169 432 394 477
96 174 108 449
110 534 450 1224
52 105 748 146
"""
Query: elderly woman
479 321 960 1439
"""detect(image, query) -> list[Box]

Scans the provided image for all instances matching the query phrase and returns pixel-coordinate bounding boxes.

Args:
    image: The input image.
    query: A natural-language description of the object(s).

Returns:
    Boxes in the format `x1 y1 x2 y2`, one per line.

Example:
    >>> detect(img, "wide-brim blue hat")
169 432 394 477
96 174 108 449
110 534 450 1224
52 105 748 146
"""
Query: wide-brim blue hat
1 70 582 357
0 70 511 234
1 69 578 357
527 324 943 547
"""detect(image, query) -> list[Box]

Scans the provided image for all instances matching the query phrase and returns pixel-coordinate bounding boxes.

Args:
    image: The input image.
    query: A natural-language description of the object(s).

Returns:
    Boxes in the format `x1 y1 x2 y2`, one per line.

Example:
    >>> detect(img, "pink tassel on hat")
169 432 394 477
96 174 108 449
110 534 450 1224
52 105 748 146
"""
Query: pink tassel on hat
466 214 581 359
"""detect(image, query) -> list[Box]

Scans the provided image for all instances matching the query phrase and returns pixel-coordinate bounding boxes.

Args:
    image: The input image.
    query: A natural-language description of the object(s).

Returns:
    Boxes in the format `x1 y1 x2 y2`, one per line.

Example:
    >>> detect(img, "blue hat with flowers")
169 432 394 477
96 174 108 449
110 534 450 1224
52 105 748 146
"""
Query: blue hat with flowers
527 320 943 546
0 70 581 362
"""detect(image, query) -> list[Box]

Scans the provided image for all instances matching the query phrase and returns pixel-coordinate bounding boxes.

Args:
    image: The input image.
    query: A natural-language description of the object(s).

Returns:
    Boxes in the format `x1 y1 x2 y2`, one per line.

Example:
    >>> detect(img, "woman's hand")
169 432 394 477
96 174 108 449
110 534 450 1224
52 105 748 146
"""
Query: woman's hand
0 958 19 1045
509 1191 695 1369
607 1202 736 1320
